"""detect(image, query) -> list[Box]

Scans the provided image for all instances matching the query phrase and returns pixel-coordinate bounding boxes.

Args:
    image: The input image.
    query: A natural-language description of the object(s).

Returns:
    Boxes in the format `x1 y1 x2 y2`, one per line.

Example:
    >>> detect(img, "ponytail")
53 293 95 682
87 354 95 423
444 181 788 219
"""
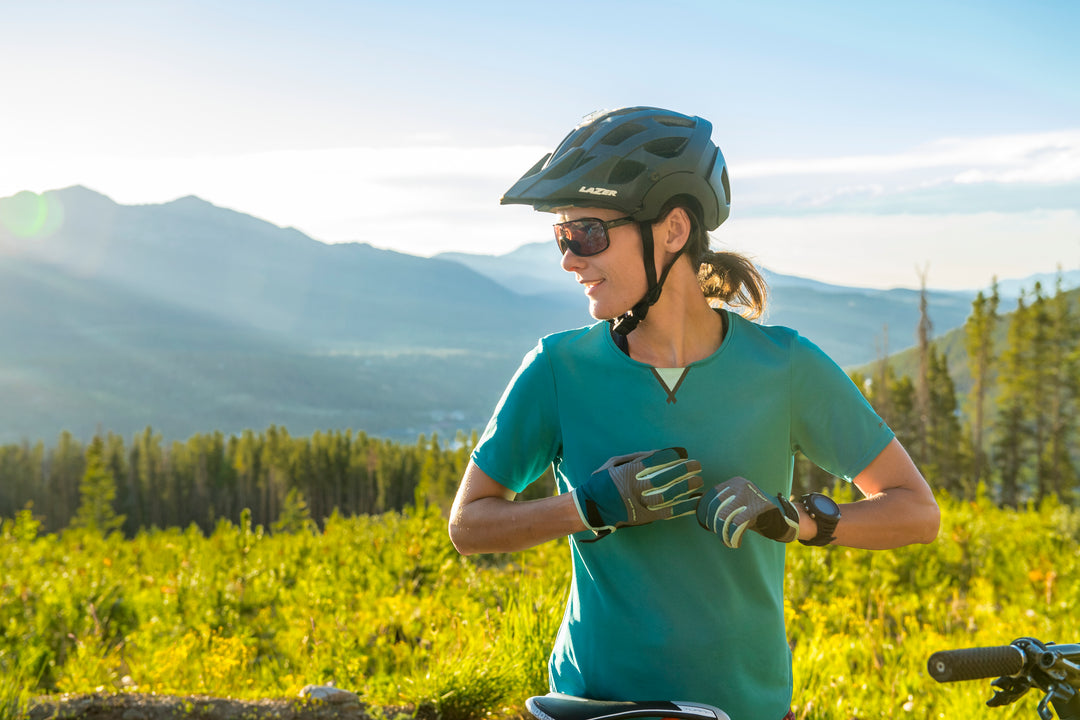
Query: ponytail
696 250 768 320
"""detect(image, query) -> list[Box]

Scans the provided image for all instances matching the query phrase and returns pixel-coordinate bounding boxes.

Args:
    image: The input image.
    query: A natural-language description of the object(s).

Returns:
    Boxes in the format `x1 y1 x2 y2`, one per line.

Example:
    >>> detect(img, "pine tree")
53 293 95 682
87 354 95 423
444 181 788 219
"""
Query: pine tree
1027 284 1055 502
994 293 1033 507
963 282 1000 494
925 346 966 495
71 436 125 534
915 266 933 463
888 373 920 461
1043 276 1080 499
134 427 164 529
271 487 315 534
46 431 85 531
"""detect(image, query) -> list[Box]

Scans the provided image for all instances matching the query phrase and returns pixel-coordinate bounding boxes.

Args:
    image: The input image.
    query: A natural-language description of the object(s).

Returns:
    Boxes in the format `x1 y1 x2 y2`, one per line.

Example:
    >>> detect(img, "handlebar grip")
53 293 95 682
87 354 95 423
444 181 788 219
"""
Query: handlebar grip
927 646 1025 682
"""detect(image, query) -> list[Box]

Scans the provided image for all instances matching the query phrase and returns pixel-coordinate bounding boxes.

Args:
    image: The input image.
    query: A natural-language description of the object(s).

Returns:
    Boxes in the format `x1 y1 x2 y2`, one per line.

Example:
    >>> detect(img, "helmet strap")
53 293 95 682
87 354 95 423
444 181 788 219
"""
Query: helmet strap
610 221 683 336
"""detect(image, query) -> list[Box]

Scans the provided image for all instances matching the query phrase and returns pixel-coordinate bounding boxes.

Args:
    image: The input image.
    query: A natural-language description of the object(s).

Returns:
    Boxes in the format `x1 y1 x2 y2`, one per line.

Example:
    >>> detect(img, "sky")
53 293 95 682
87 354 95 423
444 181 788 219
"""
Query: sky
2 0 1078 290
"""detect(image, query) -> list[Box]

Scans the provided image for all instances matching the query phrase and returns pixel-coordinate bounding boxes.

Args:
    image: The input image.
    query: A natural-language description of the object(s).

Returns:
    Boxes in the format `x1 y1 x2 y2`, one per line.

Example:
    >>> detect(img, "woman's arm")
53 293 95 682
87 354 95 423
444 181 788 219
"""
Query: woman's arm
448 460 586 555
799 438 940 550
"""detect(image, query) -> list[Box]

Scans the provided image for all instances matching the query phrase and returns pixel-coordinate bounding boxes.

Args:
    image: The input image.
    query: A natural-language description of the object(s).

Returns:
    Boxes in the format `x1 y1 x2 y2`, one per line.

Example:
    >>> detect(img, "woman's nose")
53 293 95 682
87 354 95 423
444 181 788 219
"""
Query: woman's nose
560 247 585 273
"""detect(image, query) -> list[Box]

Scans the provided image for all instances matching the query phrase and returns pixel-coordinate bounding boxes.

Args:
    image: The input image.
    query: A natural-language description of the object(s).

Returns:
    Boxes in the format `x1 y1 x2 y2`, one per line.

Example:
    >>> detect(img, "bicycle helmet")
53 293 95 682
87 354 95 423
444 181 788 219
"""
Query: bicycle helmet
501 106 731 334
501 106 730 230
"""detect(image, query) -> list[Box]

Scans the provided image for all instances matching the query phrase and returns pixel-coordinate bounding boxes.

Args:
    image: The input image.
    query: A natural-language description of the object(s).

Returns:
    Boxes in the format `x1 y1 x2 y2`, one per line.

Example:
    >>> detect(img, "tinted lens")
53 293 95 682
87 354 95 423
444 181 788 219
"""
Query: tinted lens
554 219 609 257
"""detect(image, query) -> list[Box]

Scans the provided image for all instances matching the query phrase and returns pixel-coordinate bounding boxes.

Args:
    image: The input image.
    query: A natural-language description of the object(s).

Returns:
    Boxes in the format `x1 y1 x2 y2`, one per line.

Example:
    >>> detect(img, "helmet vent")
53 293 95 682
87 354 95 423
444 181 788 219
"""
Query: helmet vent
542 147 585 180
600 122 647 146
721 166 731 204
565 123 601 151
608 159 647 185
656 116 695 128
643 137 689 159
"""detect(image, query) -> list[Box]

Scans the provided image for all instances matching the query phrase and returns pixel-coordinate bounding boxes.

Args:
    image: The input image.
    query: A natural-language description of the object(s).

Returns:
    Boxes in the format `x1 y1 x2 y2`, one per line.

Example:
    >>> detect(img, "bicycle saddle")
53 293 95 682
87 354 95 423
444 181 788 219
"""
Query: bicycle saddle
526 693 731 720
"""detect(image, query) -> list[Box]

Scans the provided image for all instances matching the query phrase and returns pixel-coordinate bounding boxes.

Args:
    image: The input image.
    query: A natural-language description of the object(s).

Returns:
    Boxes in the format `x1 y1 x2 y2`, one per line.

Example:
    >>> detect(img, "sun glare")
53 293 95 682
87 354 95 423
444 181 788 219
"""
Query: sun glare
0 191 65 242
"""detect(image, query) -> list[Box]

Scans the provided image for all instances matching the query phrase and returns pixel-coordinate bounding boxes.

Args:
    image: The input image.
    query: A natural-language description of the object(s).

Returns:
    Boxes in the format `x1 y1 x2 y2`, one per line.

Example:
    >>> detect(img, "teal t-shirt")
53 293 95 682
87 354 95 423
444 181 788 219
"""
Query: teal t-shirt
472 312 894 720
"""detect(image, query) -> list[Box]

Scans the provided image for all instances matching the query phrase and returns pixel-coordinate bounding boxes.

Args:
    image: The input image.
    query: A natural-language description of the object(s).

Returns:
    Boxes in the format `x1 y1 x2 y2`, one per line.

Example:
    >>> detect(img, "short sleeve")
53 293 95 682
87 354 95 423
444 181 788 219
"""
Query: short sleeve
789 334 895 481
471 341 562 494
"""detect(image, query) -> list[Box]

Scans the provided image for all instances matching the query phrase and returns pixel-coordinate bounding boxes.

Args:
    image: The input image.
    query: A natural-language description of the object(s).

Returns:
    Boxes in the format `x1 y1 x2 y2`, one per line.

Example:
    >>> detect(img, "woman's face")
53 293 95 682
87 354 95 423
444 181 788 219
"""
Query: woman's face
555 206 649 321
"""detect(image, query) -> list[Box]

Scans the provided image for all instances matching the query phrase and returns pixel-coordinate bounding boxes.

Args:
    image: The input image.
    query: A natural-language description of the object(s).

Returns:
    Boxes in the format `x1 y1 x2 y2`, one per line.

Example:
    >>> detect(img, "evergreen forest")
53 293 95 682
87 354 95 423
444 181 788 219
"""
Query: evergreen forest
2 278 1079 535
850 277 1080 506
4 276 1075 535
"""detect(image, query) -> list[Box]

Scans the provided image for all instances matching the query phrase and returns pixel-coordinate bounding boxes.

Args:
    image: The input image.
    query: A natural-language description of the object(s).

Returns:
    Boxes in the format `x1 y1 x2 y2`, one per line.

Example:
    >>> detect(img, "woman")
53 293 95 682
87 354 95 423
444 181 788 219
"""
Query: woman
448 106 939 720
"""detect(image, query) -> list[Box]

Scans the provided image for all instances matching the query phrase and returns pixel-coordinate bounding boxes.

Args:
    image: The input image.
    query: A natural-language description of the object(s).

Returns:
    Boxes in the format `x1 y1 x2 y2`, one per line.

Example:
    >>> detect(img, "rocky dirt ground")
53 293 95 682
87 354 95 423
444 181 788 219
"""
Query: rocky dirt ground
26 692 398 720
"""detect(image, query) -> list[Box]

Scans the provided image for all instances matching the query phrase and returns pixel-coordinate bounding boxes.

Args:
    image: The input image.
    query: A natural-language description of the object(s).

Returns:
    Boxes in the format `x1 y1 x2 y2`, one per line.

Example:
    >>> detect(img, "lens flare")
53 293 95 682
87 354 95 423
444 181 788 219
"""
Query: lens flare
0 191 65 240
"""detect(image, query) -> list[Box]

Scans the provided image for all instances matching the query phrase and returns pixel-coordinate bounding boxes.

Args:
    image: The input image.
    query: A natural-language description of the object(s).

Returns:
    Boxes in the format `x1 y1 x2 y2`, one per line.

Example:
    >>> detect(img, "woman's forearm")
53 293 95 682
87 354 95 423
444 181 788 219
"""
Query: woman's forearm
448 461 586 555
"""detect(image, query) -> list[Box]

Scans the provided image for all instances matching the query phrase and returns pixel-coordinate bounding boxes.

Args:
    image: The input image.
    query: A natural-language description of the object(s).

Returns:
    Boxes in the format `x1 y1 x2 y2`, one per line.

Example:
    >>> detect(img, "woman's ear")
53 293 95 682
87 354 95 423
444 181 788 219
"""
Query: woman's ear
656 206 692 253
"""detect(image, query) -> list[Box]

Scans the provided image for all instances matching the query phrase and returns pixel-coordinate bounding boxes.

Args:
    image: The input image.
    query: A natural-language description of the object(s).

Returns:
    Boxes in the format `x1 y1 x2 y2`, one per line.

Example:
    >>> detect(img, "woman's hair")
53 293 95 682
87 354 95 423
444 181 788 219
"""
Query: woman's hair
662 198 768 320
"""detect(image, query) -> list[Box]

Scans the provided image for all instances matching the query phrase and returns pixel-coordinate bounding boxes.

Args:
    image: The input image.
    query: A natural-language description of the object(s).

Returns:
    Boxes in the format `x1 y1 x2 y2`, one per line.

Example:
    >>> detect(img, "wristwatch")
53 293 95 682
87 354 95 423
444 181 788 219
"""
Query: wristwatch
799 492 841 546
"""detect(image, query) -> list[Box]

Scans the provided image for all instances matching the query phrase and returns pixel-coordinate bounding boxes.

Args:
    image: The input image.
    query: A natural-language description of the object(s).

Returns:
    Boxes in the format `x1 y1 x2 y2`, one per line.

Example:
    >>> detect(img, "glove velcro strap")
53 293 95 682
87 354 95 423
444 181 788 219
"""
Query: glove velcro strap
758 494 799 542
572 488 615 539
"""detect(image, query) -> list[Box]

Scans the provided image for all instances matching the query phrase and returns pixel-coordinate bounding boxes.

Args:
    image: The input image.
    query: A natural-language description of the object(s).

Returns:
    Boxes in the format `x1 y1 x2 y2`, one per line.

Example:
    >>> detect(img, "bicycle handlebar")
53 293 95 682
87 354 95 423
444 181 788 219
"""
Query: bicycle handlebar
928 645 1026 682
928 639 1080 720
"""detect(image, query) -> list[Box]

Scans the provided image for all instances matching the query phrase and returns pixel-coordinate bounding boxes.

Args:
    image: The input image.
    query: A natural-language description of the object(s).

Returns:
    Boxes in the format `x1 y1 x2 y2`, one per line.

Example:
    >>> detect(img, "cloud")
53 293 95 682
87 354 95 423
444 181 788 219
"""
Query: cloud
738 129 1080 186
721 210 1080 291
3 129 1078 286
731 129 1080 220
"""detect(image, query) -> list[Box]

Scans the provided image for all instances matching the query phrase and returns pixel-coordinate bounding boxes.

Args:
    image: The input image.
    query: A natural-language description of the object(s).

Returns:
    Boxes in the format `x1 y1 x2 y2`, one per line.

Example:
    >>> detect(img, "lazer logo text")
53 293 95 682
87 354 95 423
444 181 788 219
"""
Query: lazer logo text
579 186 618 197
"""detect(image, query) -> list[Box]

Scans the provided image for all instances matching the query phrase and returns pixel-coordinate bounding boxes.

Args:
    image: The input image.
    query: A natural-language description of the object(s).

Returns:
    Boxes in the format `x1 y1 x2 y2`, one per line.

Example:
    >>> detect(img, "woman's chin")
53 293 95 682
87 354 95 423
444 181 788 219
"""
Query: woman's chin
586 301 612 322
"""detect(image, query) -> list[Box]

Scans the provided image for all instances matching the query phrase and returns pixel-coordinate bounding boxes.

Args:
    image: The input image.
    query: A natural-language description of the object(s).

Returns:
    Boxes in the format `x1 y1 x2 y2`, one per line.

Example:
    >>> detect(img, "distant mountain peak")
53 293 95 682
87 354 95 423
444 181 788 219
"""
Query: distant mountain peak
50 185 117 203
165 194 215 208
54 184 108 195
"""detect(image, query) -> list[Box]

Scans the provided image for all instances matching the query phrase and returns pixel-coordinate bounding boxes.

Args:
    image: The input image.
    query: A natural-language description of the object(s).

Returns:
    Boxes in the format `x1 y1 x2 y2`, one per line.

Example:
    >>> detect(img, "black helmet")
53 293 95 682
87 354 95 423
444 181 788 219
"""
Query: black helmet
501 106 730 230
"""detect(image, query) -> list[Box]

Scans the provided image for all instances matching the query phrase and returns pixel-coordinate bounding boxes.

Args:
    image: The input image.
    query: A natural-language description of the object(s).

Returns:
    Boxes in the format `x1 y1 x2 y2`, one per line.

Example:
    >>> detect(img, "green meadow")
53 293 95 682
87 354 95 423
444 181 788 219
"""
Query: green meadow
2 491 1076 720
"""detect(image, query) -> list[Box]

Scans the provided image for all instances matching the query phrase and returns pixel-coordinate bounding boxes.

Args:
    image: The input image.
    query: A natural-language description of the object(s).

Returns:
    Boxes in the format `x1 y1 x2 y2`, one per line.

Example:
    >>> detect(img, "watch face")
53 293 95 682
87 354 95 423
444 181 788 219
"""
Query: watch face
808 493 840 517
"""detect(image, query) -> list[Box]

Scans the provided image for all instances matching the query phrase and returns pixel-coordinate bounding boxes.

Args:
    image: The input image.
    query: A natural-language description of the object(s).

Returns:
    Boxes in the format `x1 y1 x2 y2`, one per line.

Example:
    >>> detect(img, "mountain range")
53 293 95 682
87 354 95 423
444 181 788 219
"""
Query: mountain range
0 186 1068 445
437 245 983 368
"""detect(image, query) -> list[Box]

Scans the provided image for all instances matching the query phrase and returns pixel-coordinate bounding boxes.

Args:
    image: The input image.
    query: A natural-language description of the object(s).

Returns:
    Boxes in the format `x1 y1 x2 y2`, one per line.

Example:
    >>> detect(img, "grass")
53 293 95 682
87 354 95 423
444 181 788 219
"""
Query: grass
2 494 1077 719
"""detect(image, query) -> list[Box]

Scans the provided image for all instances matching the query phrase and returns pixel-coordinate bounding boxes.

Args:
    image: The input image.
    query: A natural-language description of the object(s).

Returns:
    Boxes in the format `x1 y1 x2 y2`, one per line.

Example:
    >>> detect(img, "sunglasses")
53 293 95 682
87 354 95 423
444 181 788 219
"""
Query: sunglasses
553 216 636 257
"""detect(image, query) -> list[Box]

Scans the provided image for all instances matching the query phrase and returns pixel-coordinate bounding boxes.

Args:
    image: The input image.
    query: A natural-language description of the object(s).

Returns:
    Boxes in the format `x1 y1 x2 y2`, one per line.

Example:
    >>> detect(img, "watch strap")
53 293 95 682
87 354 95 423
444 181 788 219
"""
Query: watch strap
798 493 839 547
